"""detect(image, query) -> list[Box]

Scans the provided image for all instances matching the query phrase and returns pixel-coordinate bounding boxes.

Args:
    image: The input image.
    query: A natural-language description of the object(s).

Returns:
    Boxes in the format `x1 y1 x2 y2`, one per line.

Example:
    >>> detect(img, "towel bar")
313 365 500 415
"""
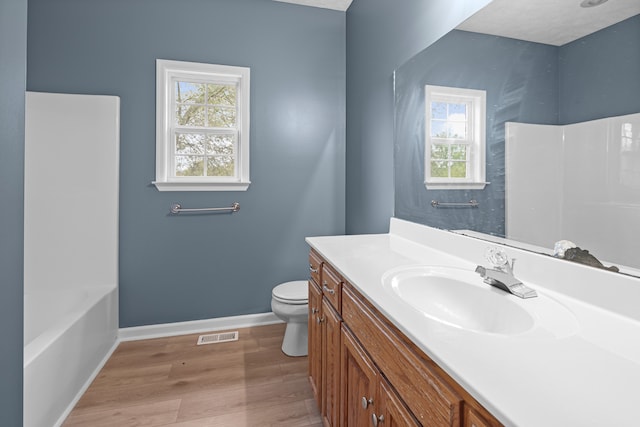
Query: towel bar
431 200 479 208
170 202 240 214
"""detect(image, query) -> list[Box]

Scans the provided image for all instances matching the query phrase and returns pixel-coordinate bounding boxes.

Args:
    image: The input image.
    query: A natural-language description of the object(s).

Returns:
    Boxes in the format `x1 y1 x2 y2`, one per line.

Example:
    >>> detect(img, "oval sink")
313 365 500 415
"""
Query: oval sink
382 266 535 335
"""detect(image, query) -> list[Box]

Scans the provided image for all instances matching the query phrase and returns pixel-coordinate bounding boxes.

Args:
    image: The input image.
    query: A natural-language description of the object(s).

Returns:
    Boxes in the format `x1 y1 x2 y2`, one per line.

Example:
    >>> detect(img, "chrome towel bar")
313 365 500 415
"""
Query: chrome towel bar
170 202 240 214
431 200 479 208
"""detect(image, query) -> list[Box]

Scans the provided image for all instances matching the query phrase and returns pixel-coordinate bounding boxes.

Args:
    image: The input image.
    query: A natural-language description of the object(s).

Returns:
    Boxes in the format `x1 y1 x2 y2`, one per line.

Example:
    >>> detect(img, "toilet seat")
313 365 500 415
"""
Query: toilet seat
272 280 308 305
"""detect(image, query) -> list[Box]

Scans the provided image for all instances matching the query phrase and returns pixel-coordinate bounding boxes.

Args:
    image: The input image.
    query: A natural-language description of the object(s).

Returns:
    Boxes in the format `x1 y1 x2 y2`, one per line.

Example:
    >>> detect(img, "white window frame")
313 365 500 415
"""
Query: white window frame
424 85 488 190
153 59 250 191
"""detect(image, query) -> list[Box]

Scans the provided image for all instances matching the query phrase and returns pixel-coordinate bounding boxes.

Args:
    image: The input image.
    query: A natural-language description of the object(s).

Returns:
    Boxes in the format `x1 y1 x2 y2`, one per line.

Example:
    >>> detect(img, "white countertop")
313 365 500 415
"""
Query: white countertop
306 218 640 427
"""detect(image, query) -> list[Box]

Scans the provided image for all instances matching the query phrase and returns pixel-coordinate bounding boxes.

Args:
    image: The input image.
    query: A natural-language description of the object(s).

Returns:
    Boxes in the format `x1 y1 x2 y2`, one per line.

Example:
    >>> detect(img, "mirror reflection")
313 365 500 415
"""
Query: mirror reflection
394 1 640 274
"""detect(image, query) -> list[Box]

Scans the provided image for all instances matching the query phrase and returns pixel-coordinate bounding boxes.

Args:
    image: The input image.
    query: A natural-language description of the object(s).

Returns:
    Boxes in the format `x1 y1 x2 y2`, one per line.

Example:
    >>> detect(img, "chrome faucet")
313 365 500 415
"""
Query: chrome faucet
475 247 537 299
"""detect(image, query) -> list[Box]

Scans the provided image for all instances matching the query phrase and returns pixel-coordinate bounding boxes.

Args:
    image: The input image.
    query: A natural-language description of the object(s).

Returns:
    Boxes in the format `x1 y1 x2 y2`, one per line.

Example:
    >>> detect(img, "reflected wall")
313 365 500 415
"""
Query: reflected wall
395 14 640 239
394 29 558 235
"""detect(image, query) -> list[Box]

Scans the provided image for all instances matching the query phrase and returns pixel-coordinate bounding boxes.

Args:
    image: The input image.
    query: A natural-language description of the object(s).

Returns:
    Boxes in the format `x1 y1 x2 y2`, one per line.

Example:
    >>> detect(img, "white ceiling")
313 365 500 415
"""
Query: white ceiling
272 0 639 45
457 0 640 46
273 0 352 12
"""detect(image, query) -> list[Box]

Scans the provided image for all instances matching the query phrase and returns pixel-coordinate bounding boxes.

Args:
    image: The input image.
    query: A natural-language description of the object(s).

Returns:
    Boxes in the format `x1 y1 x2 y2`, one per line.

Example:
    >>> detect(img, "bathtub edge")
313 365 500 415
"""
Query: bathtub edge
53 338 120 427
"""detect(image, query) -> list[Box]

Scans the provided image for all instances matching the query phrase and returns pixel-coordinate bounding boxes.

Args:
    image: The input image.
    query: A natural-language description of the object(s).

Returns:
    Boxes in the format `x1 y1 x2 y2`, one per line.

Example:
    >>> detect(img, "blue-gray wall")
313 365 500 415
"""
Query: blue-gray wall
394 30 558 235
559 14 640 124
27 0 346 327
0 0 26 423
344 0 492 234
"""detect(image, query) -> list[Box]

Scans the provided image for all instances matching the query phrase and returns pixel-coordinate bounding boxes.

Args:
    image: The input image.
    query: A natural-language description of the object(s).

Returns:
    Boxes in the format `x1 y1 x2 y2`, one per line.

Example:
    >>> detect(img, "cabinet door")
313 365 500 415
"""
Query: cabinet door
376 377 420 427
323 298 341 426
342 286 462 426
465 407 500 427
308 280 323 407
341 325 377 427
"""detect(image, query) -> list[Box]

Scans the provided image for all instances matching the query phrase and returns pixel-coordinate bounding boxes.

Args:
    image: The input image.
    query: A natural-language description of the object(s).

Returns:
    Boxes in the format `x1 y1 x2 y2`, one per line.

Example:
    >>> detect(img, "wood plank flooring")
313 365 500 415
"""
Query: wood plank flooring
63 323 322 427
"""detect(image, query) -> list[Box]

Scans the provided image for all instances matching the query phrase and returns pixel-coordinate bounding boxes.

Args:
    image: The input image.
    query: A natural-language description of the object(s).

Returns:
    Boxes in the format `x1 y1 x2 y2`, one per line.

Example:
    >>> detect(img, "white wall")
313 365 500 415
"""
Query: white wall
506 113 640 270
505 123 563 249
24 92 120 292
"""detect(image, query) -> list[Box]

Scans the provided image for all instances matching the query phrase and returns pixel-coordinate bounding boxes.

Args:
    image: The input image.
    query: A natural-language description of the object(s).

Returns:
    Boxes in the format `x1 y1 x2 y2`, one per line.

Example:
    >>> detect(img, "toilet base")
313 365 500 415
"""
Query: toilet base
281 321 308 357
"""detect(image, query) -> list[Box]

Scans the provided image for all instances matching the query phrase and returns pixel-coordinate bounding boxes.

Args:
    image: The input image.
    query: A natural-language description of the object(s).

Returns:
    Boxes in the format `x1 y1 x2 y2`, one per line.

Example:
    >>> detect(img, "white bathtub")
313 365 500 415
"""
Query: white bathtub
24 286 118 427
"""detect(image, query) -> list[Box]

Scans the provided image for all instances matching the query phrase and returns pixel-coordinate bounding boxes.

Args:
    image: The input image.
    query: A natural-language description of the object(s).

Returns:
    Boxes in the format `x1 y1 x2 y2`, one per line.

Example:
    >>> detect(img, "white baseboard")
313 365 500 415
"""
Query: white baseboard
118 312 283 342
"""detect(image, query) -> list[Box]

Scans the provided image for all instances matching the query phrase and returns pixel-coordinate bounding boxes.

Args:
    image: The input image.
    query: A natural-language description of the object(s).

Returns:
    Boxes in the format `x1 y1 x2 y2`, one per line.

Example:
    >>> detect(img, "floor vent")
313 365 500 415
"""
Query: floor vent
197 331 239 345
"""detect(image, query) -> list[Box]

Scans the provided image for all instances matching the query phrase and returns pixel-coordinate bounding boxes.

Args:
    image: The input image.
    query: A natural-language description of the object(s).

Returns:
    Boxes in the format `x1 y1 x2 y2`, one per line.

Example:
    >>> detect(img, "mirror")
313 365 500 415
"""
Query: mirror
394 0 640 274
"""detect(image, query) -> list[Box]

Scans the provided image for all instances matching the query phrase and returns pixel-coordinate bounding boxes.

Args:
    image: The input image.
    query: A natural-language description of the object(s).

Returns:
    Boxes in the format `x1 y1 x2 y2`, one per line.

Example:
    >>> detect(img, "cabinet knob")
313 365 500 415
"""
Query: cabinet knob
323 283 335 295
311 307 319 314
371 413 384 427
316 316 325 324
309 264 318 274
361 396 374 409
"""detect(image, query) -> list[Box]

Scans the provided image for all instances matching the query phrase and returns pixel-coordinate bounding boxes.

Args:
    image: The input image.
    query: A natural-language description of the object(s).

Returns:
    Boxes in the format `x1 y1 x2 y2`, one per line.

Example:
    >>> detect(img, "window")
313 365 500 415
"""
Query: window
154 59 250 191
424 85 487 190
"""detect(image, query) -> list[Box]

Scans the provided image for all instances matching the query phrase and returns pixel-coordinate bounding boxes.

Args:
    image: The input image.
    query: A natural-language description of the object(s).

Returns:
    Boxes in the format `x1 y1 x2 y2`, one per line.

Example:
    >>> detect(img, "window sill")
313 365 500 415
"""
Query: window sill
152 181 251 192
424 181 489 190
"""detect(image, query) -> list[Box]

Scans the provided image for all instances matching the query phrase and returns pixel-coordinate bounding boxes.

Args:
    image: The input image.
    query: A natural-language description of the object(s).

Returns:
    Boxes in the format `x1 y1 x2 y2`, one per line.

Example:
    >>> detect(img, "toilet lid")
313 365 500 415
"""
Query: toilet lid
272 281 308 304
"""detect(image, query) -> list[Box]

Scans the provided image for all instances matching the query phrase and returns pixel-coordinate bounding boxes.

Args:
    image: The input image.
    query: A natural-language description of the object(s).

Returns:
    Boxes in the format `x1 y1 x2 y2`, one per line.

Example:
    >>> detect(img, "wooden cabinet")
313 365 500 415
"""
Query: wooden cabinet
308 278 323 407
321 263 342 313
341 325 419 427
308 250 503 427
309 250 322 285
342 286 462 426
323 298 342 426
308 250 344 426
464 408 498 427
377 376 420 427
341 326 377 427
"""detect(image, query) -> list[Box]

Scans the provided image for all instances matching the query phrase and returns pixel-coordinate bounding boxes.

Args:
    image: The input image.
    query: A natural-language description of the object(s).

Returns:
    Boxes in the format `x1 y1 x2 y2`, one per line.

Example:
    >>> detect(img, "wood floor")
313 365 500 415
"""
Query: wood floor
63 324 322 427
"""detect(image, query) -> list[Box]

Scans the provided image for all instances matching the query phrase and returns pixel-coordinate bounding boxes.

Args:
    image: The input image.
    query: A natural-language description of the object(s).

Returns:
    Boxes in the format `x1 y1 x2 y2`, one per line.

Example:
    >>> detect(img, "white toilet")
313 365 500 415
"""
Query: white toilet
271 280 309 357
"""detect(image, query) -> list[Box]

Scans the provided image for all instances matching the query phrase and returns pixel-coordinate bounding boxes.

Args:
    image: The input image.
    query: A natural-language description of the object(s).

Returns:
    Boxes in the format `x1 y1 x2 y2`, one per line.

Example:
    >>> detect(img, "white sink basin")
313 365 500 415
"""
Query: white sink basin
382 266 535 335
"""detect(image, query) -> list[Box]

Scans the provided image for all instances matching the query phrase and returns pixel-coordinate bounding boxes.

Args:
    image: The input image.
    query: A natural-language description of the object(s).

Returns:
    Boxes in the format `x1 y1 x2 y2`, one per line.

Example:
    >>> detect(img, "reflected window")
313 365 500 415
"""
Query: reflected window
425 85 487 189
154 60 250 191
619 122 640 188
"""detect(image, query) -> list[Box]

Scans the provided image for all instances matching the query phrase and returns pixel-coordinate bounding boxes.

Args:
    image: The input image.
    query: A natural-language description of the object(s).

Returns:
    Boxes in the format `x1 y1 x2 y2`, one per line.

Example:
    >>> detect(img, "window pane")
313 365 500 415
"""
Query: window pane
176 133 207 155
207 156 235 177
448 103 467 120
450 161 467 178
207 135 235 156
176 105 205 127
431 144 449 160
431 102 447 119
176 82 204 104
451 144 467 160
176 155 205 176
207 107 236 128
207 84 236 107
424 86 485 188
447 122 467 139
430 160 448 178
431 121 447 138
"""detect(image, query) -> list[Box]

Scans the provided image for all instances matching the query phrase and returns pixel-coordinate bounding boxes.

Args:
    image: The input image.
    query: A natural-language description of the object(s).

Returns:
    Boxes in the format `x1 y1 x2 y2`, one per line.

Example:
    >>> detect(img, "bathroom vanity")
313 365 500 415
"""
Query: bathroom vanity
306 218 640 426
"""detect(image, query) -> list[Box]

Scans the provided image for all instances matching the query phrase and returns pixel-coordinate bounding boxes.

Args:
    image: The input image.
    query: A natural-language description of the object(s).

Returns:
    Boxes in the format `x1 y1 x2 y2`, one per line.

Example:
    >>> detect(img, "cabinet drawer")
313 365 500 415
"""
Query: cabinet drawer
309 250 322 285
342 285 462 427
321 263 342 313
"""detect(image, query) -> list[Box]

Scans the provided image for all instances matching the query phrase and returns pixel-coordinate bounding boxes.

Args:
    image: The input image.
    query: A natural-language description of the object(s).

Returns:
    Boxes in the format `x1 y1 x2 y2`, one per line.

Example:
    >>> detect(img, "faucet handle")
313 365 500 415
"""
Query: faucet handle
486 246 508 268
486 246 516 274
